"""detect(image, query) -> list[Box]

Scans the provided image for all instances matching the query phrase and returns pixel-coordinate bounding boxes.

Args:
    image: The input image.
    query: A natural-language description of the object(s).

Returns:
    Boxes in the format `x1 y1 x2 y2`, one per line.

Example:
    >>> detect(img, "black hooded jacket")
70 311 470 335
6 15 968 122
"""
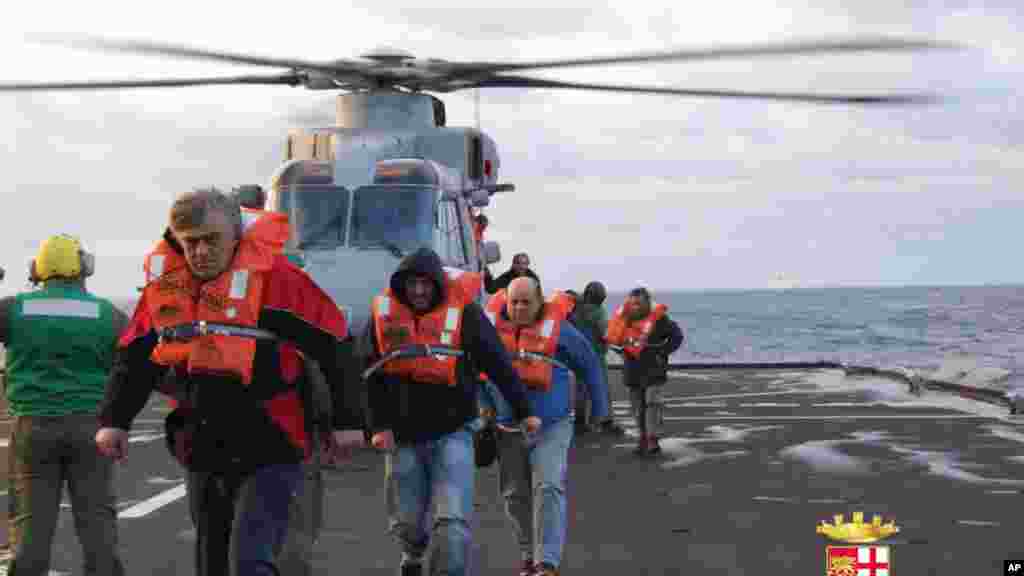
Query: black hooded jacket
361 248 531 444
622 315 685 388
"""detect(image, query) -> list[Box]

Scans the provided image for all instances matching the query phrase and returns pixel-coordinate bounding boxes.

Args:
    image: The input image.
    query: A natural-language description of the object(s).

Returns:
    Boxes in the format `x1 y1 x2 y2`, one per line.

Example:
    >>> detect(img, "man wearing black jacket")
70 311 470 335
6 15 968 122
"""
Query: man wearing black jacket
95 188 366 575
363 247 539 576
606 287 684 456
484 252 539 294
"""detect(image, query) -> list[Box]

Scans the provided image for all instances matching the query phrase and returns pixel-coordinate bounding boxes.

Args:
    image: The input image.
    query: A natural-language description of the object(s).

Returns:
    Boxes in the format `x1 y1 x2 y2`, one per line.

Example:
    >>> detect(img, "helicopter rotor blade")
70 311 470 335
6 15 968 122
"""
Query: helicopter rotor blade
0 73 305 91
463 75 939 105
28 34 370 76
449 37 961 75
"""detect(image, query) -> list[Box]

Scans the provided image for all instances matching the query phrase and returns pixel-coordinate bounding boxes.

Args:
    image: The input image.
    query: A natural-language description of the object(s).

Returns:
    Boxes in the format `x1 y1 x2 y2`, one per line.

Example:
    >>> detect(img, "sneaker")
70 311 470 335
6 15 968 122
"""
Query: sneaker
519 559 537 576
400 562 422 576
598 420 626 436
536 562 559 576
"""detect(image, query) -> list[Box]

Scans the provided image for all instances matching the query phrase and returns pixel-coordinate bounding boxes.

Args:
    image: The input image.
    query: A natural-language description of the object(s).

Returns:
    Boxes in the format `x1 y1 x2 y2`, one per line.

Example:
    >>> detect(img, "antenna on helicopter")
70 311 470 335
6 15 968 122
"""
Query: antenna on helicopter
474 88 480 131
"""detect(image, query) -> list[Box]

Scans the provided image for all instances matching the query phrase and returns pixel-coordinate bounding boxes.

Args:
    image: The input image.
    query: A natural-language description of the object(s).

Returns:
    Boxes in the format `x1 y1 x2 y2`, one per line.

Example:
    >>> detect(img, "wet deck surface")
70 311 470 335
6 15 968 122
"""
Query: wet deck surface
3 368 1024 574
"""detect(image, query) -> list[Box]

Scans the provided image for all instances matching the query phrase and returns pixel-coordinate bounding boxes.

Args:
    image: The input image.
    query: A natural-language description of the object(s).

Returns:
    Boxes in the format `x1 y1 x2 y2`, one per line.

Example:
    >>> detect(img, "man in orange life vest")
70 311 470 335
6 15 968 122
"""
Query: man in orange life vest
605 287 684 455
362 246 539 576
95 188 366 576
481 277 609 576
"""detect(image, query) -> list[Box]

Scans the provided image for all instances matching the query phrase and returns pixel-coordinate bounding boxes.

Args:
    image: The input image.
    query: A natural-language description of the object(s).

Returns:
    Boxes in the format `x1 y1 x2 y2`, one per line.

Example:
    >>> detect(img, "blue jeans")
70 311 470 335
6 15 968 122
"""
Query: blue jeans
191 463 304 576
478 379 505 421
386 426 476 575
495 417 573 568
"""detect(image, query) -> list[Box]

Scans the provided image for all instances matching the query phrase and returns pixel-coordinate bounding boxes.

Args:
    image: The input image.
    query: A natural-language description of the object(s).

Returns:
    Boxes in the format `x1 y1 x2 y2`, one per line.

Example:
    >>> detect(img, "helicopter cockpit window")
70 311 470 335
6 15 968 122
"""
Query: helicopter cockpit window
350 185 436 254
439 199 468 266
276 185 350 250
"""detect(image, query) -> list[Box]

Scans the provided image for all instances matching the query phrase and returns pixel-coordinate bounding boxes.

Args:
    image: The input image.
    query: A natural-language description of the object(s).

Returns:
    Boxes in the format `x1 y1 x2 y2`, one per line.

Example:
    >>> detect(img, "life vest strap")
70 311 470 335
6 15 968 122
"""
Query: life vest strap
512 349 569 372
362 344 464 381
157 321 278 344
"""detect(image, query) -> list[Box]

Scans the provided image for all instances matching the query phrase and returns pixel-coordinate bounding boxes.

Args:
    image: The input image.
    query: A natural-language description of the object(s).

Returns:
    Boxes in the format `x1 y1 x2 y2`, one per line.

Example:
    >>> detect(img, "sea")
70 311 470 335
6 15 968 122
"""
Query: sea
605 284 1024 390
99 284 1024 391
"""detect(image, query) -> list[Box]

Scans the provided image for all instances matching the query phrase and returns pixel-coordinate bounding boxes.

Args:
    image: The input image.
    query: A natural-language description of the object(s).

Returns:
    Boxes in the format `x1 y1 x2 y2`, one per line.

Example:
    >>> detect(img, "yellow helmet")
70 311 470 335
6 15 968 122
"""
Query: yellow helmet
29 235 95 283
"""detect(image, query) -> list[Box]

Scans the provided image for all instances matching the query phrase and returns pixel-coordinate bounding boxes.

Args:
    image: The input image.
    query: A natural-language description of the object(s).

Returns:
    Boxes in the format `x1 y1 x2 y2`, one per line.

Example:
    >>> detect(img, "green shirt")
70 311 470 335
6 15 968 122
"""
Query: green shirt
1 283 128 416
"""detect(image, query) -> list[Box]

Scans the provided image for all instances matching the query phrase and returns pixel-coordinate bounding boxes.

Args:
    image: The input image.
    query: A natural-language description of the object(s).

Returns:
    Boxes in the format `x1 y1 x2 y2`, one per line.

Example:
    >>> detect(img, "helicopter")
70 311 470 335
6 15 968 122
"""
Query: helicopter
1 35 955 334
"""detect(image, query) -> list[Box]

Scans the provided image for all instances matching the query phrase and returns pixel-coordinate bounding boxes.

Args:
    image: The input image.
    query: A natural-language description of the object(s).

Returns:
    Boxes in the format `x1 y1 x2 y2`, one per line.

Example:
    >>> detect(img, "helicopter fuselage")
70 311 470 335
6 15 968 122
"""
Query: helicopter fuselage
267 91 507 335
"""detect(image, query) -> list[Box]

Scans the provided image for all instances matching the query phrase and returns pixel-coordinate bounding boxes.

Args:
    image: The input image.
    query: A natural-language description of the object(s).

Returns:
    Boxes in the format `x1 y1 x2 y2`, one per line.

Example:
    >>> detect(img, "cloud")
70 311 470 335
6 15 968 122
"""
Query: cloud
3 1 1023 298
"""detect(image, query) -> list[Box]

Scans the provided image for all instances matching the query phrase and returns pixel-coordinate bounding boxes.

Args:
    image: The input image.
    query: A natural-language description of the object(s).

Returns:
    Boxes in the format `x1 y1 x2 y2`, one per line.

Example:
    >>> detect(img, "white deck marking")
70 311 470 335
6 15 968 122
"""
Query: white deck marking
0 550 68 574
0 431 163 449
128 432 166 444
118 483 187 518
985 489 1020 495
664 414 990 421
957 519 1001 526
753 496 797 503
615 390 833 405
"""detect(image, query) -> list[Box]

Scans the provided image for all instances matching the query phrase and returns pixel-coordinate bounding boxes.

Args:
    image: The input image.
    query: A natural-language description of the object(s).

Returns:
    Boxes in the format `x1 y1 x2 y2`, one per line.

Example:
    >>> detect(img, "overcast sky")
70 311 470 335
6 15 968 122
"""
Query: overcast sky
2 1 1021 300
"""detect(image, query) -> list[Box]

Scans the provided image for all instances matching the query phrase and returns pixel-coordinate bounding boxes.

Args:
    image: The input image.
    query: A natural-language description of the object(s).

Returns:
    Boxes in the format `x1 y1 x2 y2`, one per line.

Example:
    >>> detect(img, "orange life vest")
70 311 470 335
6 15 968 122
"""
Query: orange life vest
480 289 569 384
605 301 668 359
485 288 507 317
485 304 562 392
547 290 576 321
443 267 483 302
488 289 574 321
472 220 485 244
142 209 291 395
371 278 467 386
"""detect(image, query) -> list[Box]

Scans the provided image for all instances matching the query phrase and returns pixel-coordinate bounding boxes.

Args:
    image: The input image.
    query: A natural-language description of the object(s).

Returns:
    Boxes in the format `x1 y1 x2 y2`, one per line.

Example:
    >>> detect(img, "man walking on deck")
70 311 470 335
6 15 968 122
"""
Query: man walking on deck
362 247 539 576
483 277 610 576
606 287 684 455
572 281 624 436
95 187 366 576
1 234 129 575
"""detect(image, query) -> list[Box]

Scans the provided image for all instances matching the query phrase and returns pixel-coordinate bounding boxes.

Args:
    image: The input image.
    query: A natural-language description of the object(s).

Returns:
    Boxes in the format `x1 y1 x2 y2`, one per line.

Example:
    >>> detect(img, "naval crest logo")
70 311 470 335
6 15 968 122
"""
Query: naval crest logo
818 512 898 576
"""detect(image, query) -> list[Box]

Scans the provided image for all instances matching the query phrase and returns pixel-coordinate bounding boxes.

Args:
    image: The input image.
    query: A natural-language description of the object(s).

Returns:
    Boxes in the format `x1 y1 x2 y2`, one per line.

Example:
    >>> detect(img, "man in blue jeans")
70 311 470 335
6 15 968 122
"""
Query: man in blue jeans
363 247 539 576
481 277 610 576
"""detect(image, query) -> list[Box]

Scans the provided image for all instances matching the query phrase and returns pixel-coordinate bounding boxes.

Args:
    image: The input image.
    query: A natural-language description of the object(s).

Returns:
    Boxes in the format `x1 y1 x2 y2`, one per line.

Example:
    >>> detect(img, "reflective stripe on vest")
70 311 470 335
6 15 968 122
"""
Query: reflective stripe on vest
21 298 101 319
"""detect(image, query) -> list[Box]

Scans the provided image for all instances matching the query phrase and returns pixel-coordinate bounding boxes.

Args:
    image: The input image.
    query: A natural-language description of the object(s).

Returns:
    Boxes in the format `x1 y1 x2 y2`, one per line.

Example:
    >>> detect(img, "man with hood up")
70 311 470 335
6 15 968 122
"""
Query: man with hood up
362 247 540 576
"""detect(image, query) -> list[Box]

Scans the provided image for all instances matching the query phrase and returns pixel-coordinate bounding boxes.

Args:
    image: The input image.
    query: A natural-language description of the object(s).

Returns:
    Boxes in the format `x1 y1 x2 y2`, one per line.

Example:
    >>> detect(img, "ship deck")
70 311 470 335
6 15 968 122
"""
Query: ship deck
1 367 1023 574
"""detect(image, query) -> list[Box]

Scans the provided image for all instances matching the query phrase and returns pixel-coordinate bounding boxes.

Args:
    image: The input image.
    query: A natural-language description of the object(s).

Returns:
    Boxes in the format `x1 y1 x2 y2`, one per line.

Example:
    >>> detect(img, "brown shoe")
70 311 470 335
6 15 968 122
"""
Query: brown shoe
632 434 649 455
519 559 537 576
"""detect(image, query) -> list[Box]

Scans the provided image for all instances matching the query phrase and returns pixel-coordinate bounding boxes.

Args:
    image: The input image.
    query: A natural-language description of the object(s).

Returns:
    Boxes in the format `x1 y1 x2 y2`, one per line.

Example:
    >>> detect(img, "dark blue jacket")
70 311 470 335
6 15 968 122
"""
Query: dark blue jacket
361 248 531 444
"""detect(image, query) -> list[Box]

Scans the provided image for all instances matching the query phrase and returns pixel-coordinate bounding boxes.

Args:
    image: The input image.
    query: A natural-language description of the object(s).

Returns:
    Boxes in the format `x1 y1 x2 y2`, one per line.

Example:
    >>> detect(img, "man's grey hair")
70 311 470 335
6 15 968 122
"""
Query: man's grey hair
169 187 243 237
